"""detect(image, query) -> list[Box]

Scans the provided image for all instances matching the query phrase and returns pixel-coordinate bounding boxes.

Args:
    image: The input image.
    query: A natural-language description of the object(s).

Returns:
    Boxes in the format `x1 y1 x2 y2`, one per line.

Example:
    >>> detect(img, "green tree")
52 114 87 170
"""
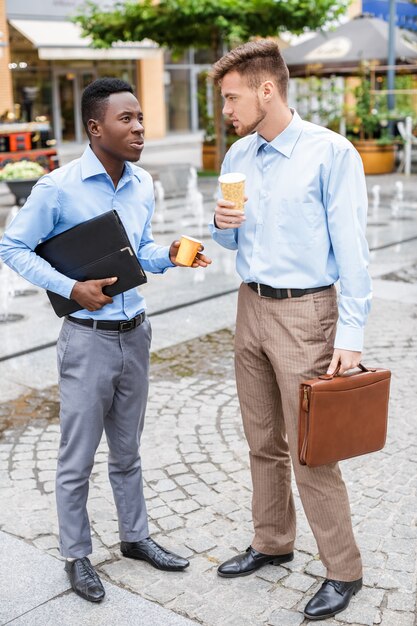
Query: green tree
76 0 349 169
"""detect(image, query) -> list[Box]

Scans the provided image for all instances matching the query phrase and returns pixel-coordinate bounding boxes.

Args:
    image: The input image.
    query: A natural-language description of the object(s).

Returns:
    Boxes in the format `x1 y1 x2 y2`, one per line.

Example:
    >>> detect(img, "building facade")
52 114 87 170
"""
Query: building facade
0 0 213 152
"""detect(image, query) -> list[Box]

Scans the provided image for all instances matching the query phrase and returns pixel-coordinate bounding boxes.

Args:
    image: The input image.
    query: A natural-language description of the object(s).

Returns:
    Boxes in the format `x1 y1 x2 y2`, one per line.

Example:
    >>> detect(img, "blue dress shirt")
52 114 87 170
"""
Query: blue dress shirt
0 146 174 320
210 111 372 352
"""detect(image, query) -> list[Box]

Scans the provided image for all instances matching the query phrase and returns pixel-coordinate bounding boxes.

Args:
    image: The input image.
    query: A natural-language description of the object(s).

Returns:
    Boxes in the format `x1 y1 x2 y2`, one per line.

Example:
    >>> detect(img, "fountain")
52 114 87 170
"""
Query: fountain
371 184 380 217
0 261 24 324
153 179 167 233
391 180 404 219
185 167 205 240
4 205 37 298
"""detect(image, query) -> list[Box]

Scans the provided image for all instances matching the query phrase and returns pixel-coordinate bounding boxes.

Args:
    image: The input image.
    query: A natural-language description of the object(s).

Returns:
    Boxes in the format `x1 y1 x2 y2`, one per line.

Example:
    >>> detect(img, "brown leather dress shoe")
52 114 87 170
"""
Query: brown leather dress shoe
64 557 105 603
217 546 294 578
304 578 362 620
121 537 189 571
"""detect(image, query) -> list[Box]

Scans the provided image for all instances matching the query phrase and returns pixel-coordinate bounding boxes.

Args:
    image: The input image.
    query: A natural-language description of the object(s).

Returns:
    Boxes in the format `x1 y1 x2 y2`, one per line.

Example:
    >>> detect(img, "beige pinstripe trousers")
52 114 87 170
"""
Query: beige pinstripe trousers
234 282 362 581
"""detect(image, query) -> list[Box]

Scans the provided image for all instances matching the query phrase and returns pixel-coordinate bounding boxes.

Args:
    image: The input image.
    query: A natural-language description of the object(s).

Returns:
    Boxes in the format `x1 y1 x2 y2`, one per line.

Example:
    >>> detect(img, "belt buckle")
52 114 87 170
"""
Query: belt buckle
257 283 271 299
119 320 134 332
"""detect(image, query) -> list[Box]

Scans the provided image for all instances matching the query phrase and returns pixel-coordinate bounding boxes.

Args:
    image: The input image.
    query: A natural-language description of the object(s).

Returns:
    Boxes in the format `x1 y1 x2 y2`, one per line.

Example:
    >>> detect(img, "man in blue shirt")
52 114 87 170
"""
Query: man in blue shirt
209 41 371 620
0 78 211 603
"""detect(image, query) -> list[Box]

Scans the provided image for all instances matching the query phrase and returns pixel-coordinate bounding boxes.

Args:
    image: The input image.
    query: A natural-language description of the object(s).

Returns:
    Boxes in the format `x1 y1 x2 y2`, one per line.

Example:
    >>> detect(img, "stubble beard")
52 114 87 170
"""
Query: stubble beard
235 97 267 137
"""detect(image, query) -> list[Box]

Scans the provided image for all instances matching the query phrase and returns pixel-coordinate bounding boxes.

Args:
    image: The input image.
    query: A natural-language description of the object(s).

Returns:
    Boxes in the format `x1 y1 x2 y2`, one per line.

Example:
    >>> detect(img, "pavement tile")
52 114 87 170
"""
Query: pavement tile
0 275 417 625
0 532 68 624
10 578 196 626
268 608 305 626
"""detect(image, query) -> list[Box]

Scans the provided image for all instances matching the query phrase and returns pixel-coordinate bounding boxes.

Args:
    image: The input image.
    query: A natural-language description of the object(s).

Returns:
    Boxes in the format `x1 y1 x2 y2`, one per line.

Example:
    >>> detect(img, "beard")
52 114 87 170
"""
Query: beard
235 97 267 137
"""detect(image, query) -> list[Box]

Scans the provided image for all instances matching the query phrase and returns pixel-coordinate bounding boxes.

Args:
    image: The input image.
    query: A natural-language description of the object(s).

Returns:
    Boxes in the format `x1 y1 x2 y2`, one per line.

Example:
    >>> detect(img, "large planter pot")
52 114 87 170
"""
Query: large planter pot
202 143 216 171
353 140 395 175
5 179 38 205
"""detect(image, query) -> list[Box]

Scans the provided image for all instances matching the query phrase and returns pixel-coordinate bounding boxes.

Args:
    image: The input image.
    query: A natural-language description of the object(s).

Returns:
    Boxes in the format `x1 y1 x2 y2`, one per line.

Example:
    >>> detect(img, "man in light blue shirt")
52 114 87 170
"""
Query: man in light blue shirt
0 78 210 603
210 41 371 620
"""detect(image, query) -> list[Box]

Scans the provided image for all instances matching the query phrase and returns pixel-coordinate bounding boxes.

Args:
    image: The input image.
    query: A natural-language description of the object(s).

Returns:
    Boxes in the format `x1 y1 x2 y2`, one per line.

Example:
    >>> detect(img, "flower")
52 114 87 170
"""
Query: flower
0 160 46 181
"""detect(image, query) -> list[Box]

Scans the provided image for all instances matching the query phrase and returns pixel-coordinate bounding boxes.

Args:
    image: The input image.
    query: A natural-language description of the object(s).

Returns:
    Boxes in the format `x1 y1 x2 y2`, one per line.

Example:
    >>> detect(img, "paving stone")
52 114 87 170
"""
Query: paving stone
333 603 380 625
159 489 187 502
268 608 305 626
149 505 173 519
0 533 68 623
184 535 217 553
13 452 33 461
170 499 200 515
10 468 34 480
385 553 416 573
257 565 289 584
1 295 417 626
380 609 415 626
165 463 189 476
174 474 198 486
359 586 385 607
191 462 218 474
387 592 416 611
157 515 184 531
151 478 177 492
268 586 304 609
145 469 166 481
282 572 316 592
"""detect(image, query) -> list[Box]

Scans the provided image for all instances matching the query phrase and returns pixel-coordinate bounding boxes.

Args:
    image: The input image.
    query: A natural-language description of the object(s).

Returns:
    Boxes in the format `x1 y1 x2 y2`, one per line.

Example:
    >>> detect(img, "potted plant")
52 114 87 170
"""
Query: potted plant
0 160 46 205
347 71 396 175
201 116 217 171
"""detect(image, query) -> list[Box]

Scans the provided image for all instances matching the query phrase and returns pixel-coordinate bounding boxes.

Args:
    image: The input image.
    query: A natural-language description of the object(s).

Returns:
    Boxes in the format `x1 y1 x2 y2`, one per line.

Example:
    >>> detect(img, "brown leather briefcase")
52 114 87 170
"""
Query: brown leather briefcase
298 364 391 467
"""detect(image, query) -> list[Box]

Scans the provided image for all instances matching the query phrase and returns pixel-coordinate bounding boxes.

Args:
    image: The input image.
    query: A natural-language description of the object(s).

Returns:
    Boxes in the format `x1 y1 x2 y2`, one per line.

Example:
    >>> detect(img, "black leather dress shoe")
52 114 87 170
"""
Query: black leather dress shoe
120 537 190 571
64 557 105 603
217 546 294 578
304 578 362 620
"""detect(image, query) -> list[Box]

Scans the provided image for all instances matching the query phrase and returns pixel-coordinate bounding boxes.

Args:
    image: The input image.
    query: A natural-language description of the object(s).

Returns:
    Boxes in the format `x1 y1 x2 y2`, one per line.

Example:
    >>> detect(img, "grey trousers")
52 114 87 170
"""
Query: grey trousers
56 317 152 558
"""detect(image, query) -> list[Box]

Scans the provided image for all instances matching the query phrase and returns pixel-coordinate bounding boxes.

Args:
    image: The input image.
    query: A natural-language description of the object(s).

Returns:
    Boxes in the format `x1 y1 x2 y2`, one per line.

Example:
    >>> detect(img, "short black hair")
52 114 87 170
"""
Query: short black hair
81 77 134 135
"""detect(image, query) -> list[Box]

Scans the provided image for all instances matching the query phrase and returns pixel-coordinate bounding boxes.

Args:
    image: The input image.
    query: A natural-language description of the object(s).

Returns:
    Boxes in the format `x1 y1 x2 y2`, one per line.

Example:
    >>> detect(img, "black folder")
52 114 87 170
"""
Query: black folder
35 210 147 317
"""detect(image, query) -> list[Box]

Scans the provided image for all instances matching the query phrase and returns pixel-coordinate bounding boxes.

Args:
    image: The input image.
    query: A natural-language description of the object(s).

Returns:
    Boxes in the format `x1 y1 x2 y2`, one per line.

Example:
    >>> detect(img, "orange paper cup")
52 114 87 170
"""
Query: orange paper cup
176 235 202 266
219 172 246 211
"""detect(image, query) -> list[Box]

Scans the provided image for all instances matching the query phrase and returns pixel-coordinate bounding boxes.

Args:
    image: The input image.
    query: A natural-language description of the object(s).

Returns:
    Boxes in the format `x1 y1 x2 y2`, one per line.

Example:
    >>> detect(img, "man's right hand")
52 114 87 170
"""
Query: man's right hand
70 277 118 311
214 199 246 230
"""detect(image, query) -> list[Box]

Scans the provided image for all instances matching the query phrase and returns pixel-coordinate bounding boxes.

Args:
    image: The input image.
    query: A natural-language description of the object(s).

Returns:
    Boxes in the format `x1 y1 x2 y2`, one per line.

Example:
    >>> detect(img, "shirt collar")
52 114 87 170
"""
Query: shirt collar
80 145 140 183
256 109 303 158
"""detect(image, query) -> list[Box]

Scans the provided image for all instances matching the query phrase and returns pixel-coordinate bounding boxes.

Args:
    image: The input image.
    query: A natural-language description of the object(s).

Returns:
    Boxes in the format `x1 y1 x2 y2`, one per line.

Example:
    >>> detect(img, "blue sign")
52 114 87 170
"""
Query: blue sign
363 0 417 31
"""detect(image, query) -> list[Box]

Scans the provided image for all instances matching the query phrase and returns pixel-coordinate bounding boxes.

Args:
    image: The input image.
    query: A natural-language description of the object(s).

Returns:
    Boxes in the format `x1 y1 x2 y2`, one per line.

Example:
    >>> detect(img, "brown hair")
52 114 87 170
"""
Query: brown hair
211 39 289 101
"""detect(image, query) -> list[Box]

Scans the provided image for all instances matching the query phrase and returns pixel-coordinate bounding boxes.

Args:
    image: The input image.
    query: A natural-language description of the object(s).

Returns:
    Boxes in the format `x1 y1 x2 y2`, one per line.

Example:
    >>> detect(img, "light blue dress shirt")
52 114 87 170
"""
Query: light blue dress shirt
0 146 174 320
210 110 372 352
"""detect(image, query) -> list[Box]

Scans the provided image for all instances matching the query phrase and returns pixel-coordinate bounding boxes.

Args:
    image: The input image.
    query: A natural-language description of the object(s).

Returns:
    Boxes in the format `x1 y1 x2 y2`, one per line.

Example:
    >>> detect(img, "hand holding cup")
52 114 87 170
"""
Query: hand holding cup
170 236 212 267
219 172 246 211
215 172 247 230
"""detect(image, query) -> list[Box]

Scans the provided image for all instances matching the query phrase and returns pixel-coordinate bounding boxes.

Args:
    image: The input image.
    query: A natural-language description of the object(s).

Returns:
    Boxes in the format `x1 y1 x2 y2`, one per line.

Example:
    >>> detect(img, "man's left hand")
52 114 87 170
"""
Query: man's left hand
327 349 362 376
169 241 212 268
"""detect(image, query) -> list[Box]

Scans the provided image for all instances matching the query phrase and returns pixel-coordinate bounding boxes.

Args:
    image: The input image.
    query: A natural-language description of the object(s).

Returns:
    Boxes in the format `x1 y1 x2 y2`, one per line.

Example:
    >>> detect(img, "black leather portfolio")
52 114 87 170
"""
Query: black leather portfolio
35 210 147 317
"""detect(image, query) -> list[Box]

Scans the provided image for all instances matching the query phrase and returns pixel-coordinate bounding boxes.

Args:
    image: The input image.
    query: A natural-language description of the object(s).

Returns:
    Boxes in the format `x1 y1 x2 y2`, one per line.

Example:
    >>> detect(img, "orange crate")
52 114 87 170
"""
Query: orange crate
9 133 32 151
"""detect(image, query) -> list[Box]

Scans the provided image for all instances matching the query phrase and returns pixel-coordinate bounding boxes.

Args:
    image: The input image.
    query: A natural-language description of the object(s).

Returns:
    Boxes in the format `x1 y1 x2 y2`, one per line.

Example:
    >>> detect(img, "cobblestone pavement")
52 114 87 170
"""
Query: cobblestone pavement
0 294 417 626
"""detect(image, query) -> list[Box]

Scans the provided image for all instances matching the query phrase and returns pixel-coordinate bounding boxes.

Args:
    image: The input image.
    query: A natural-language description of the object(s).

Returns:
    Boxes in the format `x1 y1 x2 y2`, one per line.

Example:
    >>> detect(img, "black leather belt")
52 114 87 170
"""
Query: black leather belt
248 283 332 299
66 311 146 332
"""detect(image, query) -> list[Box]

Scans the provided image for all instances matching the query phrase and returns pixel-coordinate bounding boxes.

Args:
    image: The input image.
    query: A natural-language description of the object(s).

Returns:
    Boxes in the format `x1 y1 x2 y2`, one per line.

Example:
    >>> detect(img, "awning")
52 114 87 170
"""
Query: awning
282 15 417 76
9 19 159 61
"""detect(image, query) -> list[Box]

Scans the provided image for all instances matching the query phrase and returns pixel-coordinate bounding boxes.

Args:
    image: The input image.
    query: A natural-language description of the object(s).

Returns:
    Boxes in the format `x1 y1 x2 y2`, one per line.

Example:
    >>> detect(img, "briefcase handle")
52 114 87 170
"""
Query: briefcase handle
318 363 375 381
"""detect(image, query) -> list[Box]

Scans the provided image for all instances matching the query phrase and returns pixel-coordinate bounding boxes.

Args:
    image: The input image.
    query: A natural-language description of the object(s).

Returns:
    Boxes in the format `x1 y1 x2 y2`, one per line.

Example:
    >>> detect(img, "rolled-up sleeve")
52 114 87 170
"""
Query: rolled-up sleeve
325 146 372 351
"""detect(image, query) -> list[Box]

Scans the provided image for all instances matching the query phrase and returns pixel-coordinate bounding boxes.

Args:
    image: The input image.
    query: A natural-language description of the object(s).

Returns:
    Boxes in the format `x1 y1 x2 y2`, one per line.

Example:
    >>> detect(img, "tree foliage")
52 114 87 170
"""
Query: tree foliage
75 0 349 169
76 0 349 53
